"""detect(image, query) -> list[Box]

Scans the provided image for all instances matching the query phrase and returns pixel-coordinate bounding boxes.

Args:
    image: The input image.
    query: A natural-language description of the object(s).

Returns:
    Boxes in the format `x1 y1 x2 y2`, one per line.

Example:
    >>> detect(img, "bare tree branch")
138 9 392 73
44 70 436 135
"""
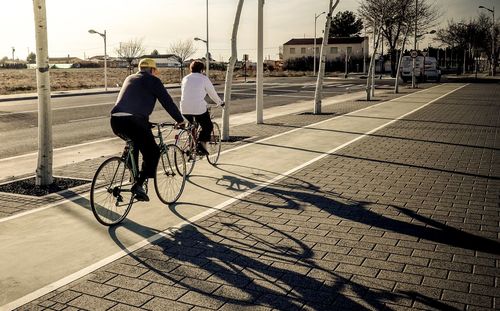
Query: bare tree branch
115 38 145 69
358 0 442 76
167 39 197 77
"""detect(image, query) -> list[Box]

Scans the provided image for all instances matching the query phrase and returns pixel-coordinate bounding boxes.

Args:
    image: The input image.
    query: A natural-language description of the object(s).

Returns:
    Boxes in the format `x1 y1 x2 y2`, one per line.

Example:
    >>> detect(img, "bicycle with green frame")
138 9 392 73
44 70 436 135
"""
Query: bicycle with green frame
90 122 186 226
174 105 222 175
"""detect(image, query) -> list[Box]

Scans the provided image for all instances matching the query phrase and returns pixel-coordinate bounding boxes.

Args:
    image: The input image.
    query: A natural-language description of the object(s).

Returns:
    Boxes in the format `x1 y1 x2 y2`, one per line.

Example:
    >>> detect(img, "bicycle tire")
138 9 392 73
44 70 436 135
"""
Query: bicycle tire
207 122 221 165
90 157 134 226
175 129 196 176
155 144 187 204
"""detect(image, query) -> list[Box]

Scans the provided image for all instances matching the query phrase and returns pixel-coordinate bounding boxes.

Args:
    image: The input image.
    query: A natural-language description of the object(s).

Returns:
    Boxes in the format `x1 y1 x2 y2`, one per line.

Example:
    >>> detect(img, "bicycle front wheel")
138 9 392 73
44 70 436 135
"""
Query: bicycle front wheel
90 157 134 226
175 129 196 176
155 144 186 204
207 122 221 165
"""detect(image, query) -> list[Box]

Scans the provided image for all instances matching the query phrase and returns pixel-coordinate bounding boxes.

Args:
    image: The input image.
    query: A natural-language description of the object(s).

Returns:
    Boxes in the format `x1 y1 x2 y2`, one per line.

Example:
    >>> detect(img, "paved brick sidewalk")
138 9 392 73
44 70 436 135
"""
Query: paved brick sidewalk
13 84 500 310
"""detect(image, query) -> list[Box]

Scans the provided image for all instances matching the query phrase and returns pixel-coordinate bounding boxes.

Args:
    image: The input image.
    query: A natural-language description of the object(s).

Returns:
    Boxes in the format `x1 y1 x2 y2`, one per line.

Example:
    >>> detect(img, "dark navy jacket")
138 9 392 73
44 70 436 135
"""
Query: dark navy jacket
111 71 183 122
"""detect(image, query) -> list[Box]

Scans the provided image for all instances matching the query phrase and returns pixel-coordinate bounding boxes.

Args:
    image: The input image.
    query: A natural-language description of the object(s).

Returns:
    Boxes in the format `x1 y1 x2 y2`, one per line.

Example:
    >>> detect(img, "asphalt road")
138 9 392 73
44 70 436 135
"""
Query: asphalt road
0 76 397 159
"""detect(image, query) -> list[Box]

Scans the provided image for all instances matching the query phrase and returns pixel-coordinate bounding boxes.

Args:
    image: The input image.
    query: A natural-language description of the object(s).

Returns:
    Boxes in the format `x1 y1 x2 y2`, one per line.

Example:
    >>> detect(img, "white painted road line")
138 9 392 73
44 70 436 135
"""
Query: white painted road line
0 102 114 116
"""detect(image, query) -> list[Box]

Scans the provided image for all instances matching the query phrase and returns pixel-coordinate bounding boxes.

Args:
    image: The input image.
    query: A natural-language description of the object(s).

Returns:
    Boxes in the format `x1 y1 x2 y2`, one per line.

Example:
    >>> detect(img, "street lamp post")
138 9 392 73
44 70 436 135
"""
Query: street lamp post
479 5 495 76
88 29 107 91
314 11 326 76
194 37 209 77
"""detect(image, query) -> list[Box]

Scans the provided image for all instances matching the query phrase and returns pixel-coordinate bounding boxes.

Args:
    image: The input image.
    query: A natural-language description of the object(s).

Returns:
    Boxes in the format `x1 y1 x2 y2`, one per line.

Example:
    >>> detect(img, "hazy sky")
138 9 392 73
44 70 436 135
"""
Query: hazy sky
1 0 497 62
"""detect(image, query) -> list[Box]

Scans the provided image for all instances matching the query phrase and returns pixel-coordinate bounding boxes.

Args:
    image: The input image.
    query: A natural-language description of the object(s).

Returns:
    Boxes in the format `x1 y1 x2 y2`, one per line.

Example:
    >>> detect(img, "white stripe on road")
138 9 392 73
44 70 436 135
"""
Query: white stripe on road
68 116 108 123
0 137 120 163
0 102 114 116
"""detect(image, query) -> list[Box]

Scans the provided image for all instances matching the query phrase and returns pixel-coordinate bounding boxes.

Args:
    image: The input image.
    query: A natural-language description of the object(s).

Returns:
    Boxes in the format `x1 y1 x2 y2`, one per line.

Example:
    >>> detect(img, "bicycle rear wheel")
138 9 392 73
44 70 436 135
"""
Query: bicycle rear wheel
90 157 134 226
207 122 221 165
175 129 196 176
155 144 186 204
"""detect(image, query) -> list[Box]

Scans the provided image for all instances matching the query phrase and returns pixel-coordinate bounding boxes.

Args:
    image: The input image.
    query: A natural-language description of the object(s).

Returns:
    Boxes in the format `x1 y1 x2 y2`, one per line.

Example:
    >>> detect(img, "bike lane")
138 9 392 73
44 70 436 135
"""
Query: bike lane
0 83 466 309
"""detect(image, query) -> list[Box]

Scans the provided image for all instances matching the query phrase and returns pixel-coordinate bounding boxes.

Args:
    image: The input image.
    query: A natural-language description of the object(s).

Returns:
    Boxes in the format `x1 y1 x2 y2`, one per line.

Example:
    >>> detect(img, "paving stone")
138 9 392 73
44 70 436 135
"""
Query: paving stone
105 288 153 307
140 282 188 300
105 275 150 291
178 290 226 309
142 297 192 311
67 294 116 311
70 280 116 297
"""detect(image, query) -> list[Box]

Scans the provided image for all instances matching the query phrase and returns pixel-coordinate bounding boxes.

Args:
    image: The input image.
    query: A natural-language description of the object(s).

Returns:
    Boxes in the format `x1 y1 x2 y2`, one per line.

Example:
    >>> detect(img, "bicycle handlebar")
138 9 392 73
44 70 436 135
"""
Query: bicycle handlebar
149 122 180 129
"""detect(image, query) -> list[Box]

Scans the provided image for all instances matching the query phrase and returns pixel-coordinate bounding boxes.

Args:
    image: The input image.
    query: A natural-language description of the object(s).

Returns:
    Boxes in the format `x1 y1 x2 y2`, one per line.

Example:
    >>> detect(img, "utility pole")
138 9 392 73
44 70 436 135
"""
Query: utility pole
11 47 15 60
32 0 53 186
256 0 264 124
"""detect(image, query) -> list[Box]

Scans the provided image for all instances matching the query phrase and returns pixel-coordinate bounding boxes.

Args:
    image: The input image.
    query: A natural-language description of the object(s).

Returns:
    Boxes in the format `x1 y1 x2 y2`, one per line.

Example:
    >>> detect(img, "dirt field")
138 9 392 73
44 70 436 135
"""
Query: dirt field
0 67 314 95
0 67 229 95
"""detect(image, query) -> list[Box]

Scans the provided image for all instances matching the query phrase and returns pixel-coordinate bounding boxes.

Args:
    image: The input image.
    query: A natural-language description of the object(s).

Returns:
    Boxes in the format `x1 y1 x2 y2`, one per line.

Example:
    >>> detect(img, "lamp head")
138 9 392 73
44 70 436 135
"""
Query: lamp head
88 29 97 34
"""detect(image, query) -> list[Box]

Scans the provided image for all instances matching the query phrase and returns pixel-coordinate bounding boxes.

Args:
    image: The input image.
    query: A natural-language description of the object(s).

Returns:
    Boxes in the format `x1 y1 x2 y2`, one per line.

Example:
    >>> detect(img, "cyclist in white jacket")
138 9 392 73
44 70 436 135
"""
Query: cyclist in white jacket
180 60 224 155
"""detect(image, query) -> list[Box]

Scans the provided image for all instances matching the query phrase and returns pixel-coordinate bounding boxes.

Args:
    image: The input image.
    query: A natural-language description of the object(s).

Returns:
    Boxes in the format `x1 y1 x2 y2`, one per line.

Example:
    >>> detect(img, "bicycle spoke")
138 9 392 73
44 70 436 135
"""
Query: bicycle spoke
155 144 186 204
207 122 221 165
90 157 134 226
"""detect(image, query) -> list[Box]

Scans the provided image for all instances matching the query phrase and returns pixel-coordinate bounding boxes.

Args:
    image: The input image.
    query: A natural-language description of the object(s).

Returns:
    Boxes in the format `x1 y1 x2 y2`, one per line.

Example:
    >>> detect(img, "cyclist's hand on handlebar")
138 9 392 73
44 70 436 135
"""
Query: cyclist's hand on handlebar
174 121 186 129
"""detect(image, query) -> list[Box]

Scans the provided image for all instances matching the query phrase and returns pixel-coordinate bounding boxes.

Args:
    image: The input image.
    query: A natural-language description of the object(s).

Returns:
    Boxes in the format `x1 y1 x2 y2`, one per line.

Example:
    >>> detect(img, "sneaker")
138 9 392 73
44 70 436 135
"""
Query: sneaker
132 184 149 202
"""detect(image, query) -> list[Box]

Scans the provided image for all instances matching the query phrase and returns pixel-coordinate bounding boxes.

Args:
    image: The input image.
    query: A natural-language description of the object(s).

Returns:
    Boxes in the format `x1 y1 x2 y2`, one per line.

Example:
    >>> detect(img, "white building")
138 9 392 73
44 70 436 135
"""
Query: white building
282 37 369 61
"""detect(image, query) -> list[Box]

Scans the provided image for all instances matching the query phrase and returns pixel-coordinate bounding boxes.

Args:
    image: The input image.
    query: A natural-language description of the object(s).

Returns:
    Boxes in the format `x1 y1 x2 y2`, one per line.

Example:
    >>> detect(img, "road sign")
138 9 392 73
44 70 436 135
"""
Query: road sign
422 51 428 57
410 50 418 58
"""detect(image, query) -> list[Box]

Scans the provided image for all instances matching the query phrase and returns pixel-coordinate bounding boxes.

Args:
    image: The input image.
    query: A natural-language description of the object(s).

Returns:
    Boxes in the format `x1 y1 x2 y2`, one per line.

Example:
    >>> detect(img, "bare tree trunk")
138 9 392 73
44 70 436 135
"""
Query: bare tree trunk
222 0 244 140
389 47 397 77
366 24 383 101
33 0 53 186
256 0 264 123
314 0 340 114
395 26 411 93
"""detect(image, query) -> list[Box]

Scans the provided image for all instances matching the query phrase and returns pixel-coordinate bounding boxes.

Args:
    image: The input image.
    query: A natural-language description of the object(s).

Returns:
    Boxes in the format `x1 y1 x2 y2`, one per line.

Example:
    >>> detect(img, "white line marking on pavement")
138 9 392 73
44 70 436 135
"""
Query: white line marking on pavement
68 116 108 123
1 84 467 310
0 102 114 116
0 137 120 163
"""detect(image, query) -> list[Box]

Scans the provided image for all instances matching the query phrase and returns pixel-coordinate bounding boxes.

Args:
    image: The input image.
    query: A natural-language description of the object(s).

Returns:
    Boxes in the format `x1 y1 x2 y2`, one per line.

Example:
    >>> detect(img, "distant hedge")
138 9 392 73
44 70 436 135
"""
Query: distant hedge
0 63 27 69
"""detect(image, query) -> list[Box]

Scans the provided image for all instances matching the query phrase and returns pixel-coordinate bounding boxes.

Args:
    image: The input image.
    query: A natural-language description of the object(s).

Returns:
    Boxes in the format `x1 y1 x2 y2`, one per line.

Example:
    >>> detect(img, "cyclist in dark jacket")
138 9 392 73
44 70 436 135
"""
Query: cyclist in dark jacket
110 58 185 201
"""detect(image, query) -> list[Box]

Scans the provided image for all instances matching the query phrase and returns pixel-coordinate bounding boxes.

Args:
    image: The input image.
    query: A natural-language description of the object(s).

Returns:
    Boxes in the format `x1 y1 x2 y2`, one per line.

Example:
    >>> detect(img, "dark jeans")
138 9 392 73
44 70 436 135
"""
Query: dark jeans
183 110 213 142
110 115 159 180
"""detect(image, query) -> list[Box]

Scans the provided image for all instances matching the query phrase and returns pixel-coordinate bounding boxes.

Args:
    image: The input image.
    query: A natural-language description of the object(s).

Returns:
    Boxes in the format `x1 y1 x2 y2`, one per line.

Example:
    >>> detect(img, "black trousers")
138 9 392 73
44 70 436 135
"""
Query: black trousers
183 110 213 142
110 115 159 179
